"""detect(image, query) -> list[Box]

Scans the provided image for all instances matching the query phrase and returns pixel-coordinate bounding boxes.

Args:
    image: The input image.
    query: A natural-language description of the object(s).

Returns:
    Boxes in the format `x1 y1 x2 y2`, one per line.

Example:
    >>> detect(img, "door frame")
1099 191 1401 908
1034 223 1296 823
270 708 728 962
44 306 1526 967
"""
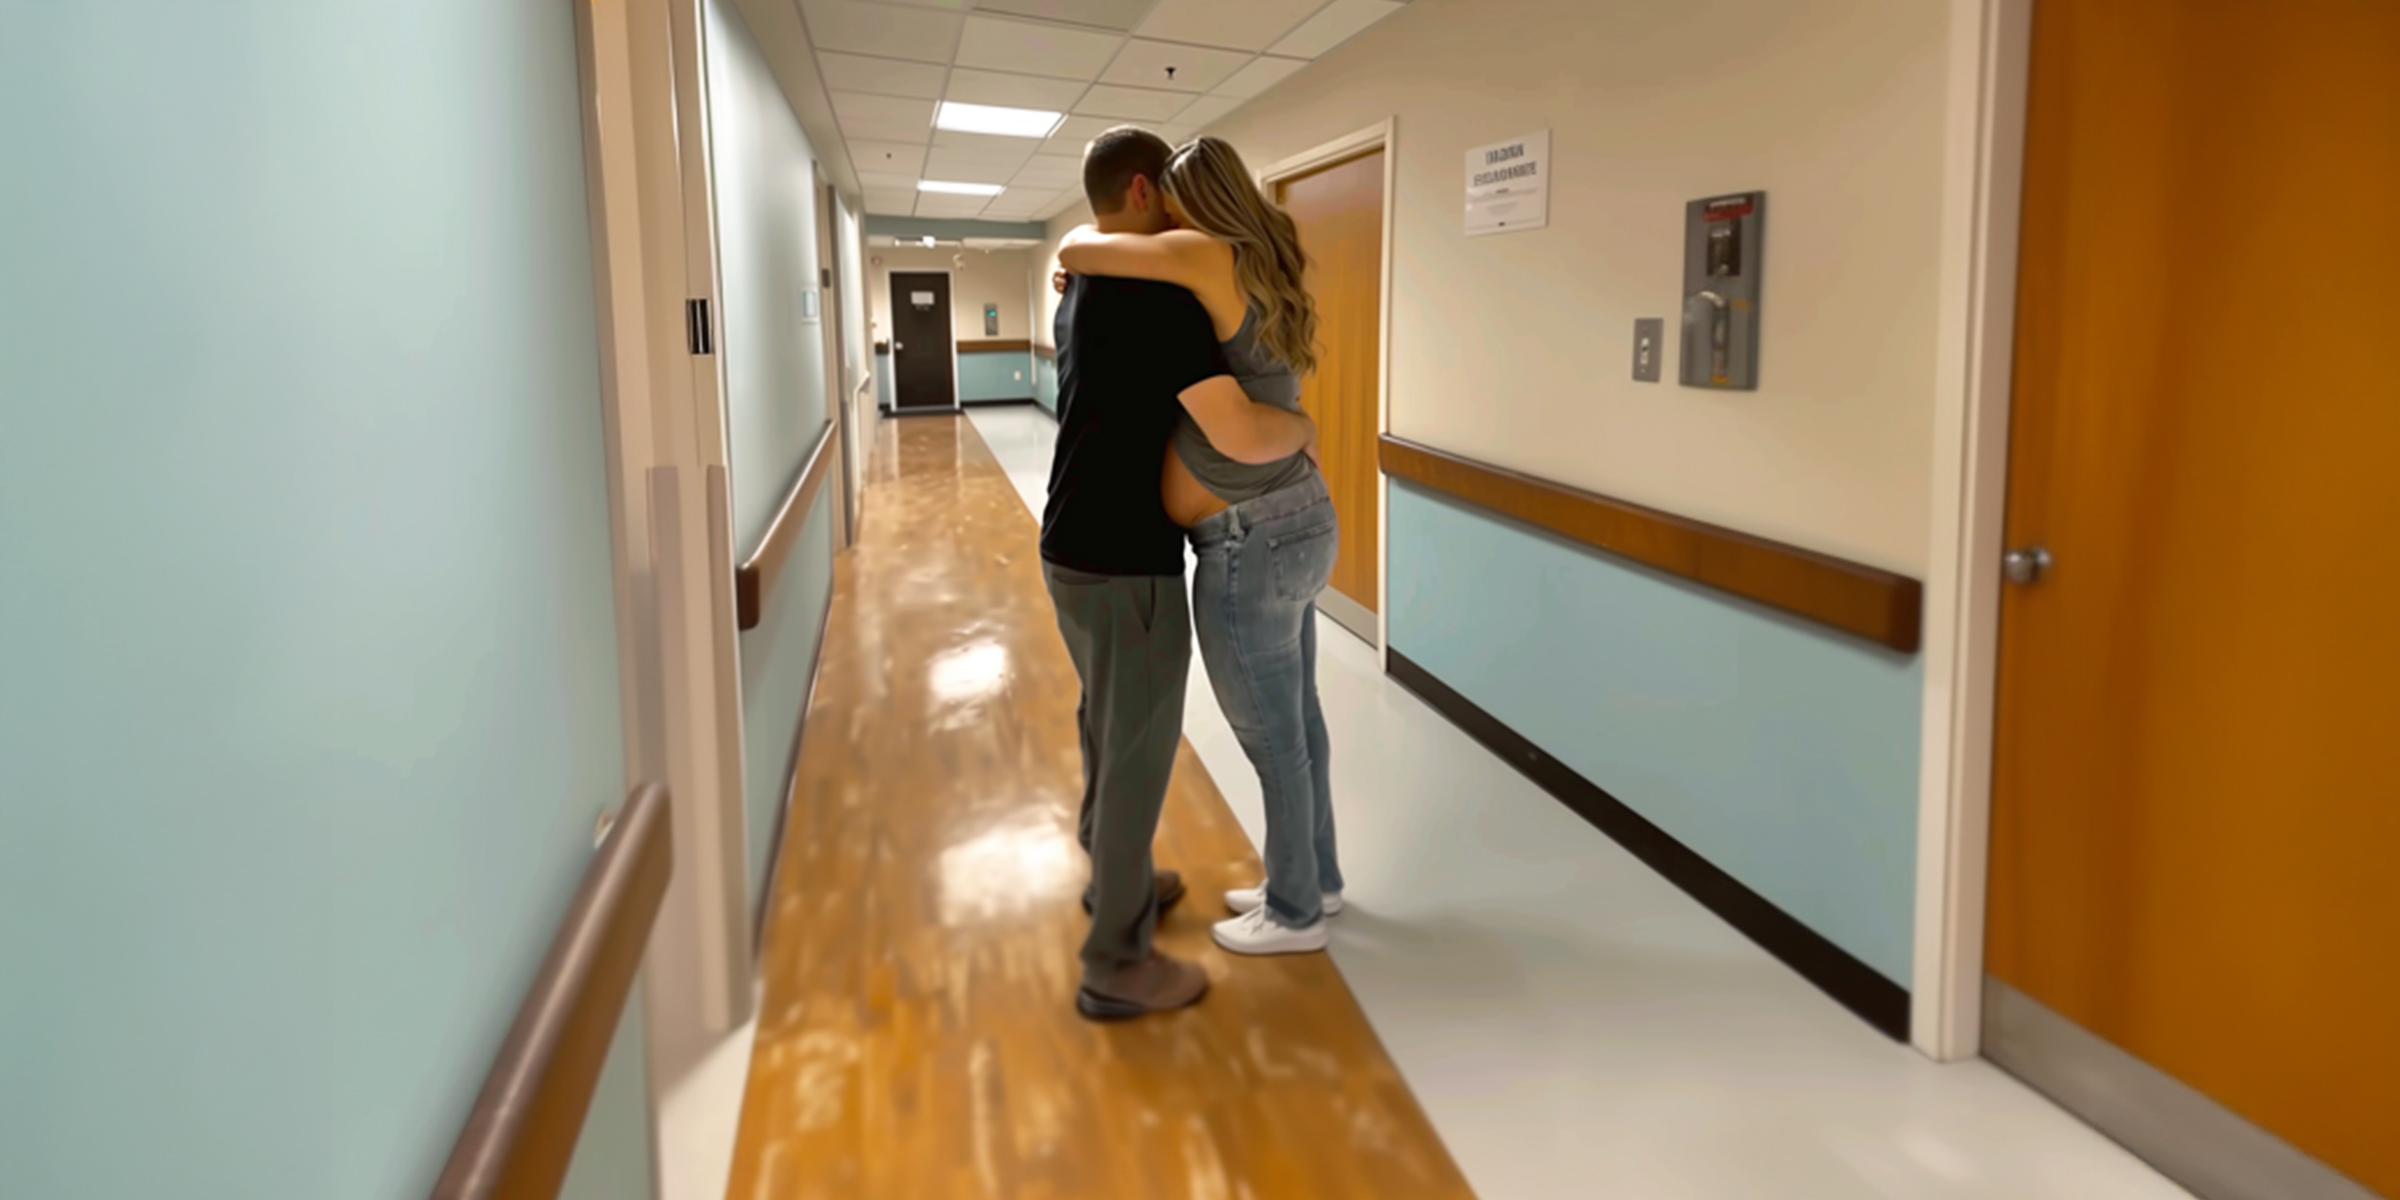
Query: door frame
812 164 856 549
886 267 961 414
1910 0 2036 1061
1256 118 1398 658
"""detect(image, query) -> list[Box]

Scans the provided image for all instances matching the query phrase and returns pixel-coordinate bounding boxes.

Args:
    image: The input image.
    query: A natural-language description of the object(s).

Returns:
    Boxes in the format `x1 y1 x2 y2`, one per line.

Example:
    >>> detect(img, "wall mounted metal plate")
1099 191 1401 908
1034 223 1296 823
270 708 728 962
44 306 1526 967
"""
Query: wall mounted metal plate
1680 191 1765 390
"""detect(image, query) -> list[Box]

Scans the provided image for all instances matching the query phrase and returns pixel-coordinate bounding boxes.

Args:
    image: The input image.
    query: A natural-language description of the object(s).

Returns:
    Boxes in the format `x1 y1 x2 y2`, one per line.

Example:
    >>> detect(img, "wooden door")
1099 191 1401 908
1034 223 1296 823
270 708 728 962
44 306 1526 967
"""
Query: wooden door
1988 1 2400 1194
889 271 956 412
1278 149 1385 642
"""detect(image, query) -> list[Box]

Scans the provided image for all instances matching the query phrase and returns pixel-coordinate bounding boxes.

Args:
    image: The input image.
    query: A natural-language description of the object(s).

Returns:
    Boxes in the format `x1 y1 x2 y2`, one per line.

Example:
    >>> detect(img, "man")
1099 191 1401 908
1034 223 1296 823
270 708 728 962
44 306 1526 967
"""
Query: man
1043 126 1318 1021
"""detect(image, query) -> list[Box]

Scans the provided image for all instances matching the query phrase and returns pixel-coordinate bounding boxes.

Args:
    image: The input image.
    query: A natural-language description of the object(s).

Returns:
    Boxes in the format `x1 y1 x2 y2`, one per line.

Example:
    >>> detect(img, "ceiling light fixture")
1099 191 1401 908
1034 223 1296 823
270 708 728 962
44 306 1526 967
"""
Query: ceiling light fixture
934 101 1065 140
917 180 1007 197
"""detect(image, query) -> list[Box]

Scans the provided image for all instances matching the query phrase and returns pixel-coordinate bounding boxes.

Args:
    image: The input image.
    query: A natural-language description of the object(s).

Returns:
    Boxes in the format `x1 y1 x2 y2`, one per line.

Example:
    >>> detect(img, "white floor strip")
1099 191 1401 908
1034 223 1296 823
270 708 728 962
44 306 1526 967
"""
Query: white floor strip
967 404 2191 1200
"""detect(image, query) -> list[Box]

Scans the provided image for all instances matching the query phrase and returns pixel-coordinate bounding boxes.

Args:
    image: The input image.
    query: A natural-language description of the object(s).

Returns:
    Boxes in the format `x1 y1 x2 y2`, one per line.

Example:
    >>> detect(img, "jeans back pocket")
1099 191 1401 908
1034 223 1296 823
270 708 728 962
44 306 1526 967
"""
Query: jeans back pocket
1267 518 1340 603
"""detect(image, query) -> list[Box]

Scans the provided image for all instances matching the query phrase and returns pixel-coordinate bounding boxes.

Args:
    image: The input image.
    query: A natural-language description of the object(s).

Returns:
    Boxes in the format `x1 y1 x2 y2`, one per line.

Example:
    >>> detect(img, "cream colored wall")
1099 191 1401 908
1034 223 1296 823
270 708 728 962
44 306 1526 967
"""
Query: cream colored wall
1032 204 1091 351
1201 0 1951 572
866 246 1036 344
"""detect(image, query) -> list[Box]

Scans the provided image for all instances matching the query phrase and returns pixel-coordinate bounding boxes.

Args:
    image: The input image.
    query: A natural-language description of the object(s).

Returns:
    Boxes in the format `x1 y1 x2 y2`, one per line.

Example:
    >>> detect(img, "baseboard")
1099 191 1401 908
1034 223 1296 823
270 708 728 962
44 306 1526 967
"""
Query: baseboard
961 396 1038 408
885 405 961 419
1386 649 1913 1040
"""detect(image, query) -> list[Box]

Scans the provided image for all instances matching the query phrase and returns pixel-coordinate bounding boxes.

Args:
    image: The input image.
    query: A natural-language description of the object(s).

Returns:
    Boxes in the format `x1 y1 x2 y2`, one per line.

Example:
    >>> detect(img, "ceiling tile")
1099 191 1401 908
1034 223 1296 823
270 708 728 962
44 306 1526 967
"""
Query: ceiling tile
970 0 1159 31
832 91 937 130
1044 115 1120 150
1074 84 1195 122
954 16 1125 81
1134 0 1329 52
1099 40 1253 94
846 139 930 175
865 188 919 214
1266 0 1402 58
922 155 1023 185
1212 55 1307 98
841 118 940 144
800 0 964 63
940 67 1091 112
858 170 923 190
931 130 1047 162
815 52 950 100
1170 94 1245 130
1011 157 1085 186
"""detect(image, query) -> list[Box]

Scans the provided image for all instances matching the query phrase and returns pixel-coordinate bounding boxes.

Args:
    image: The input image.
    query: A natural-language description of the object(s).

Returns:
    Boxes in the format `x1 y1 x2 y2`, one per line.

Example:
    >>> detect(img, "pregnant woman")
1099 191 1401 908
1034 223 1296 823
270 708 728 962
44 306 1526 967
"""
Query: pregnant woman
1056 136 1346 955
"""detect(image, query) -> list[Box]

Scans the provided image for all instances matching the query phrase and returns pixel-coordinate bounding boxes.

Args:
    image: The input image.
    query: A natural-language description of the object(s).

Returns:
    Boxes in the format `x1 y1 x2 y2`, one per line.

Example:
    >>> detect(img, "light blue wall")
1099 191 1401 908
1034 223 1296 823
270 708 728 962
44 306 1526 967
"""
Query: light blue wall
959 349 1035 402
558 994 657 1200
1387 483 1923 984
739 501 837 896
875 352 896 409
706 0 827 548
705 0 837 905
0 5 651 1199
1034 352 1059 414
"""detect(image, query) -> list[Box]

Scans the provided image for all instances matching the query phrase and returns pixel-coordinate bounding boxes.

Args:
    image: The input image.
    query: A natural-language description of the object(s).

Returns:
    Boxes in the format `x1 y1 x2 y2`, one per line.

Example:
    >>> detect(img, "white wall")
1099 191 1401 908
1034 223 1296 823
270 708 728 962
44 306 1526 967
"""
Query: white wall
1202 0 1951 572
1032 209 1090 351
867 247 1037 344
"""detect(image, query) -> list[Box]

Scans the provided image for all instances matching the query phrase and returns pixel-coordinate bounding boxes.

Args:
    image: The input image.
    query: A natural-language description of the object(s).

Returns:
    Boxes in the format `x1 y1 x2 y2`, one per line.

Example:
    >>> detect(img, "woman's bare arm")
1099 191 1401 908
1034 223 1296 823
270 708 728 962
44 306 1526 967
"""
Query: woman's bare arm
1057 227 1225 292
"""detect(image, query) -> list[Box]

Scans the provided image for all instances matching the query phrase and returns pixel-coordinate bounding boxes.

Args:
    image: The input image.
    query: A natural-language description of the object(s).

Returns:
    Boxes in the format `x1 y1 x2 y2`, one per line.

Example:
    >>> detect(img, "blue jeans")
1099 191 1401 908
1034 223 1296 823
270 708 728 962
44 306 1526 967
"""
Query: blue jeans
1189 474 1345 927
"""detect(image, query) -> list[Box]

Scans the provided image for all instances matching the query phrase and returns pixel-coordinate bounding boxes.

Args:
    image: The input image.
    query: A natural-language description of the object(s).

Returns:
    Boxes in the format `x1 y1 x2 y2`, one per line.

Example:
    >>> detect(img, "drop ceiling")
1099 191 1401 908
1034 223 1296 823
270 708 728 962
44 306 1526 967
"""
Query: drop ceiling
792 0 1411 222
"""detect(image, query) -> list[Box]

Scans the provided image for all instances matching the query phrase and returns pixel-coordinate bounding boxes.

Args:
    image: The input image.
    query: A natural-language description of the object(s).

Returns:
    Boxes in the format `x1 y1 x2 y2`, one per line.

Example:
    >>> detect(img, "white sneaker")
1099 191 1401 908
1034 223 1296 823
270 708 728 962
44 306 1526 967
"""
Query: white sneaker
1212 906 1330 956
1224 884 1344 918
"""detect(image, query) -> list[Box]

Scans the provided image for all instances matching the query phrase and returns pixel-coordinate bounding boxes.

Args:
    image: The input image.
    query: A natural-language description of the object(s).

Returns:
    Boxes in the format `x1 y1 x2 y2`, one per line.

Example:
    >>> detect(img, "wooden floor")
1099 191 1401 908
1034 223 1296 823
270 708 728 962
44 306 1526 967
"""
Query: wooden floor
723 415 1477 1200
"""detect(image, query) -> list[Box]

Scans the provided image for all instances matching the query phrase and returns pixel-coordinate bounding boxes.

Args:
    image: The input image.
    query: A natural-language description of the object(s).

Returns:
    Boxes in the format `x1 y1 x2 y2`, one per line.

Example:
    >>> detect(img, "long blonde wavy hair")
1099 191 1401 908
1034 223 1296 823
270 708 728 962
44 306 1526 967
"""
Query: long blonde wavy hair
1161 137 1318 377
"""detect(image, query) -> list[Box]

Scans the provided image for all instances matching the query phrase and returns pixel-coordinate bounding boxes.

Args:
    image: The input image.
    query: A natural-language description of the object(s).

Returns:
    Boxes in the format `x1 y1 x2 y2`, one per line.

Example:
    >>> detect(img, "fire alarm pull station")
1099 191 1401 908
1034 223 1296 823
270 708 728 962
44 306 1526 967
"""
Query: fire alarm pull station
1680 191 1764 390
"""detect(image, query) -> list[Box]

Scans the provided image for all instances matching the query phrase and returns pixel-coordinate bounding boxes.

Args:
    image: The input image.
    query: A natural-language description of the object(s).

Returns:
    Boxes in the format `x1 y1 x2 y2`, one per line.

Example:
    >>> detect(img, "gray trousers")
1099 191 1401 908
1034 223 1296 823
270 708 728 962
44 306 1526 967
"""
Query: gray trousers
1043 563 1191 983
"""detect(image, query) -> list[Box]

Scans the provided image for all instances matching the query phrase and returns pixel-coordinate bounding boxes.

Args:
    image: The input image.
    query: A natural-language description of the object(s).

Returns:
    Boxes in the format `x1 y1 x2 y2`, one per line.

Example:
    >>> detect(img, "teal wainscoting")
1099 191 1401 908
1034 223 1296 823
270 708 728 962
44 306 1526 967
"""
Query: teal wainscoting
959 348 1035 403
1034 351 1059 414
875 352 895 409
738 499 837 900
1386 481 1924 987
0 3 650 1196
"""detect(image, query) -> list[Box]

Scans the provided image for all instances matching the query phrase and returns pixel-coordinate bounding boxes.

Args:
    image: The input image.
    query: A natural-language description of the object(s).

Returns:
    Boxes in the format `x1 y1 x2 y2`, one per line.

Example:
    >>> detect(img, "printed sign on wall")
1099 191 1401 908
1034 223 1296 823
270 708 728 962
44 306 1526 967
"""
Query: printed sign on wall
1465 130 1550 237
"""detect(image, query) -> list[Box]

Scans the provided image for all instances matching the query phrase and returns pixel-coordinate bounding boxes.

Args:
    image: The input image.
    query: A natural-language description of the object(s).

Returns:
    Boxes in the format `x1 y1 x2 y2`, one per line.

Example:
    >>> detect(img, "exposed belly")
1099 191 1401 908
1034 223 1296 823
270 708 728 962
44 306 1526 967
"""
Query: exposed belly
1161 445 1228 529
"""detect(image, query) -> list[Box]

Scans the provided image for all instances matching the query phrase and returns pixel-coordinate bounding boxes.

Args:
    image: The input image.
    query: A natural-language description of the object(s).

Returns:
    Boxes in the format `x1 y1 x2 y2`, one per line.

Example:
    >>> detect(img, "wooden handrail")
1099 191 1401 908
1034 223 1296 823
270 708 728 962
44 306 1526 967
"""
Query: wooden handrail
1378 436 1924 652
1033 344 1055 362
956 338 1032 353
431 783 674 1200
735 422 838 630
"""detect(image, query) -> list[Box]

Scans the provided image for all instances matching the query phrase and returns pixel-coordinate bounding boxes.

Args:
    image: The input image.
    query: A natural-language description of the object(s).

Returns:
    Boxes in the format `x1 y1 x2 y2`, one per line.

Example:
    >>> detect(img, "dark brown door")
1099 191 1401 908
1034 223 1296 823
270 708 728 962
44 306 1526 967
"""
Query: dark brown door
1277 149 1384 643
889 271 955 412
1988 1 2400 1194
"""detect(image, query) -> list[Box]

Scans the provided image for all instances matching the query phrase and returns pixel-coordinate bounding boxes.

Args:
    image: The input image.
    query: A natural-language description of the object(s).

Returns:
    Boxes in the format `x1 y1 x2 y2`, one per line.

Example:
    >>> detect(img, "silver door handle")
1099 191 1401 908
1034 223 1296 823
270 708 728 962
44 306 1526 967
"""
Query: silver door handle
2002 546 2053 585
893 340 903 352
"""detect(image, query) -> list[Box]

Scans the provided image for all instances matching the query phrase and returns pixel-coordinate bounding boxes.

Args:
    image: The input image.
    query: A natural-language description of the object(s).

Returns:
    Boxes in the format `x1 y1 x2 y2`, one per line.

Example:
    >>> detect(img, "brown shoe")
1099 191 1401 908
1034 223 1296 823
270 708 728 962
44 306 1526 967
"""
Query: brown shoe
1081 869 1185 917
1076 952 1210 1022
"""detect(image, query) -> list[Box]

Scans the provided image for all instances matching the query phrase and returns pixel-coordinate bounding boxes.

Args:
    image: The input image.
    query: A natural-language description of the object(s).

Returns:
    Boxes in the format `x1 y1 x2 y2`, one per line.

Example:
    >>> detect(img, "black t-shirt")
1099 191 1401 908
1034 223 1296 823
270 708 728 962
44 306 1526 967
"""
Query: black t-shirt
1040 275 1231 575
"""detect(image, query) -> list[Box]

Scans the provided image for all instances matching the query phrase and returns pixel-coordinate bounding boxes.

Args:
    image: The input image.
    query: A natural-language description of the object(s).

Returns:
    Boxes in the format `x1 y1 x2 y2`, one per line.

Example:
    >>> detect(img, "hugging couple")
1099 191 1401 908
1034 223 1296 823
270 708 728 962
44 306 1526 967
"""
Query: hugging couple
1040 126 1344 1022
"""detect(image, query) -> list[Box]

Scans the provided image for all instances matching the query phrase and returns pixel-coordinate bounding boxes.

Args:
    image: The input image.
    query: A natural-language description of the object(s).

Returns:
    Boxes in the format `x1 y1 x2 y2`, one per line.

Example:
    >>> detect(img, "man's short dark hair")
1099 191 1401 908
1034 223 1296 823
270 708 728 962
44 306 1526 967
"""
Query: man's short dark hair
1082 126 1172 215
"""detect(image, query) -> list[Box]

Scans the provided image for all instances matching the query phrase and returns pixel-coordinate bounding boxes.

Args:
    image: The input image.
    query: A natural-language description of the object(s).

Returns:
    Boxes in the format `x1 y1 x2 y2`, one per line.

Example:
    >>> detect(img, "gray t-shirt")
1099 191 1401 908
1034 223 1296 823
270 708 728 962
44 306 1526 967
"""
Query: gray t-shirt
1170 306 1318 503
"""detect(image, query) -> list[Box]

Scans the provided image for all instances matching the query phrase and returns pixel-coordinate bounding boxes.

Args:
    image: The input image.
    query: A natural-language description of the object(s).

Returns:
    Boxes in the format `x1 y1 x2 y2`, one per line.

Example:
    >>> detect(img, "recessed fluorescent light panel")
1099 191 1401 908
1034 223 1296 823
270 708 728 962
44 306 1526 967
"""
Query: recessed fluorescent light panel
935 101 1064 139
917 180 1008 197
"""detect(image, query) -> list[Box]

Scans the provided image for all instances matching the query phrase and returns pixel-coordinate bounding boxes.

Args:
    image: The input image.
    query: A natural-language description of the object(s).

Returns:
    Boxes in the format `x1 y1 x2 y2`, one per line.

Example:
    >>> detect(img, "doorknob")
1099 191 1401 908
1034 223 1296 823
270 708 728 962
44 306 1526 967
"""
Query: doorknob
893 340 903 352
2003 545 2053 585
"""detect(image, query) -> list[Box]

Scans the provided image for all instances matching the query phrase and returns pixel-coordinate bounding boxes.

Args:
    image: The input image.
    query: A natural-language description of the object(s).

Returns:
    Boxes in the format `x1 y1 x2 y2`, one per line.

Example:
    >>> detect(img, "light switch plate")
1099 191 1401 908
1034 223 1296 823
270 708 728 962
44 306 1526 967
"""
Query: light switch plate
1633 318 1664 382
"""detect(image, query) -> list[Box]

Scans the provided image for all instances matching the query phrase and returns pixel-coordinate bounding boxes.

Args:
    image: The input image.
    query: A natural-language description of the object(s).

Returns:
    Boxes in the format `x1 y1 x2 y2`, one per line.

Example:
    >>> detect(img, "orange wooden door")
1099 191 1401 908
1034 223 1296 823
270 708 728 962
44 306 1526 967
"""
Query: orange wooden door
1278 150 1384 639
1989 0 2400 1192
